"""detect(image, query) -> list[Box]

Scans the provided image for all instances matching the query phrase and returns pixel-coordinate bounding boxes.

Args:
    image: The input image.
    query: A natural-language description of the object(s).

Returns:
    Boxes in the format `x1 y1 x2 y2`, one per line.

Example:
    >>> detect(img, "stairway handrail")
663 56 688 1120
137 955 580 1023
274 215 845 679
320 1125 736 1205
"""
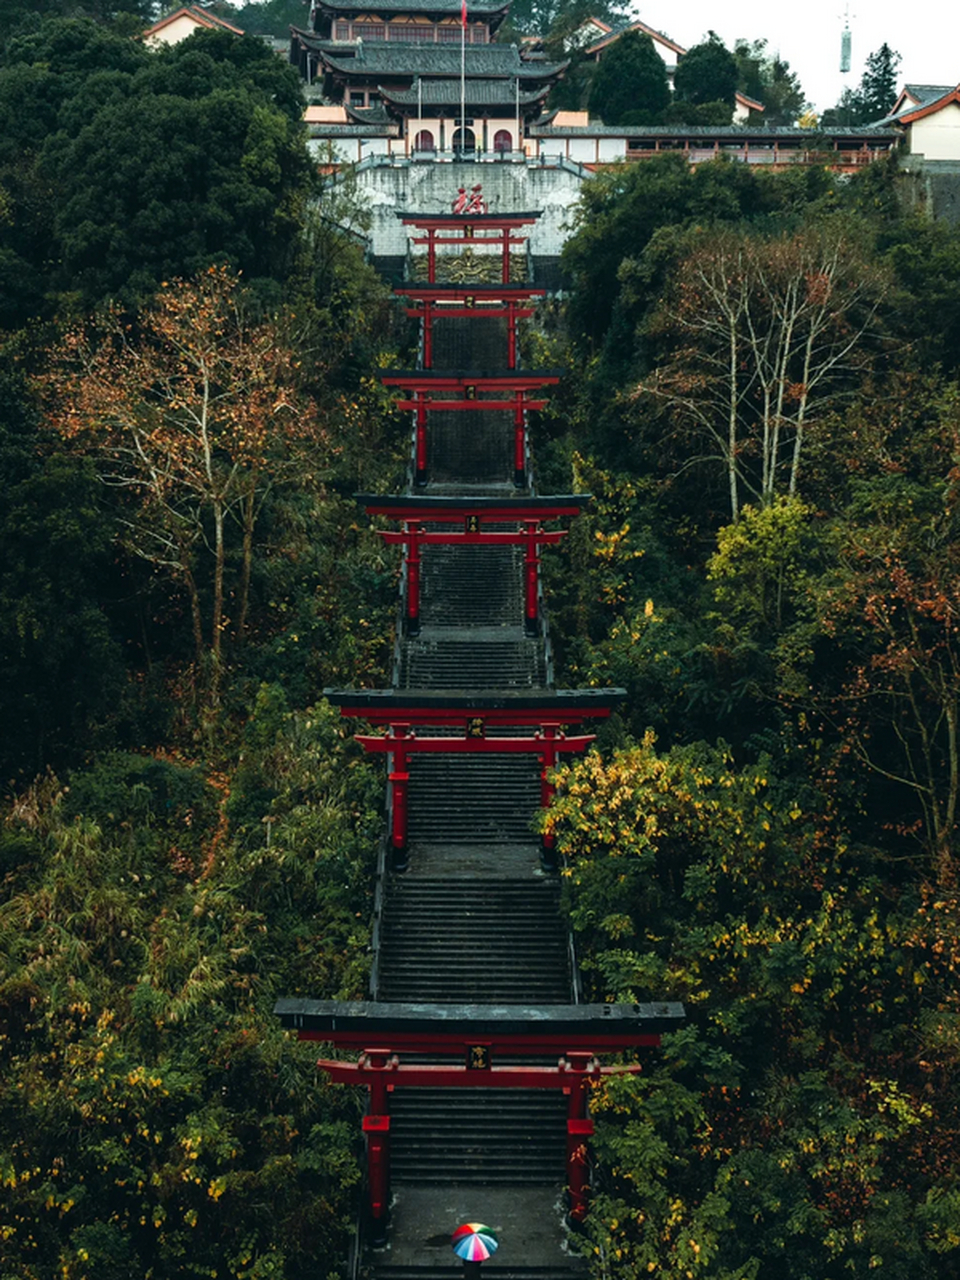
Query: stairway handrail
563 853 584 1005
368 829 389 1001
345 1180 365 1280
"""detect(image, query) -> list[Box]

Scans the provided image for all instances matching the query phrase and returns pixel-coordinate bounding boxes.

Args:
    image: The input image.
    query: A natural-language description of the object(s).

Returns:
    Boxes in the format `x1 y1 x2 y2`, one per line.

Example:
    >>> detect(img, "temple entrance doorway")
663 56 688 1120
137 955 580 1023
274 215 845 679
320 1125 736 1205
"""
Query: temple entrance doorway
453 125 476 156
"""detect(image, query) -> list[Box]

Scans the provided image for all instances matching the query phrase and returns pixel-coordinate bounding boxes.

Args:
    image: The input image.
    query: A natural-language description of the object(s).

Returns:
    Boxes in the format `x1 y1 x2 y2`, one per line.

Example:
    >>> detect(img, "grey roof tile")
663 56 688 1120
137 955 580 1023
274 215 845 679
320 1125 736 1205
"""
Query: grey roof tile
308 39 565 78
529 123 899 139
346 102 393 123
308 122 398 135
382 77 546 105
314 0 508 11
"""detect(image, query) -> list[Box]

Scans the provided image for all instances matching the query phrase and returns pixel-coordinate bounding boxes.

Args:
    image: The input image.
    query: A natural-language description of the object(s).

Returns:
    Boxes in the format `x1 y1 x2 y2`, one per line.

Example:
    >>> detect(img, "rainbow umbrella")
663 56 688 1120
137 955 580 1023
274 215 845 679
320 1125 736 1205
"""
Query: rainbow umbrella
451 1222 499 1262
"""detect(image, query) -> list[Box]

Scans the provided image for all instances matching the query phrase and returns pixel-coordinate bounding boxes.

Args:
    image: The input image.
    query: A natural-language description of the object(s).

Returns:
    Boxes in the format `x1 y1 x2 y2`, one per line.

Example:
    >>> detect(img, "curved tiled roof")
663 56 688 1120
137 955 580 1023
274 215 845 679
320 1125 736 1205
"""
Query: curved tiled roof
584 18 684 58
314 0 509 11
317 42 566 79
308 122 398 136
878 84 960 126
381 77 548 105
528 122 899 139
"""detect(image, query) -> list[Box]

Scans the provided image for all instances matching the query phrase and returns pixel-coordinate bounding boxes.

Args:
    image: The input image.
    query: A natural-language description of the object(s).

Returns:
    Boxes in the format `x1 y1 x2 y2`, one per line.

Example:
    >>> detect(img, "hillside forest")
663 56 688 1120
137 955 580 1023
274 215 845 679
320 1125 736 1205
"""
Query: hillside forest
3 14 960 1280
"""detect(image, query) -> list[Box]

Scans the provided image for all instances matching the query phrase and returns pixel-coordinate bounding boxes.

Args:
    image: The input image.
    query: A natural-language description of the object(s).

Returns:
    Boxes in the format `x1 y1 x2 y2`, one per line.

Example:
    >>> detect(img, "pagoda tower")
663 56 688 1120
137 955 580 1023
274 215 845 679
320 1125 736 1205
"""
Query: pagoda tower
276 186 682 1272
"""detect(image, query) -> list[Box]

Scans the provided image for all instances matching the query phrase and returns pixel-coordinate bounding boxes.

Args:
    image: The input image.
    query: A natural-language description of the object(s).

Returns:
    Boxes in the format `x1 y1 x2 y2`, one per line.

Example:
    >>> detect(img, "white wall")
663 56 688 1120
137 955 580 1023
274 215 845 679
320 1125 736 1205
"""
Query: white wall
145 13 204 48
597 137 626 162
909 102 960 161
346 161 585 258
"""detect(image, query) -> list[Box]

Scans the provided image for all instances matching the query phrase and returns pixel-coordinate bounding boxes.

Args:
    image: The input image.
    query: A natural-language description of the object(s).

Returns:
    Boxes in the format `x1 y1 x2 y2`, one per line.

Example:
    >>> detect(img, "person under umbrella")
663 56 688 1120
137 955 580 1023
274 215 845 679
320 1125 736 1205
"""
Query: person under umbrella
451 1221 499 1276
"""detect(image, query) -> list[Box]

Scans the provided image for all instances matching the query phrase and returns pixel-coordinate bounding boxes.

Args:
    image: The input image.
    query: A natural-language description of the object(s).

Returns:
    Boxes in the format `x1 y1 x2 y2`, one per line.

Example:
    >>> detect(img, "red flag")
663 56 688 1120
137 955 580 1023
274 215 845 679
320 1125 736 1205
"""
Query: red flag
461 0 467 24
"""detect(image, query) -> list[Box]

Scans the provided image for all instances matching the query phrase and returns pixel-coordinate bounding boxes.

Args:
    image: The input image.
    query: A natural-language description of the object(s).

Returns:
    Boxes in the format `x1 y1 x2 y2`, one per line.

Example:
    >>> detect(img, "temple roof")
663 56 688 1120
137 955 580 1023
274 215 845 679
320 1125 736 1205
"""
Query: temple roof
357 493 589 517
345 102 394 124
583 17 684 58
878 84 960 125
294 32 566 80
528 122 899 140
313 0 510 12
308 121 398 136
381 77 550 107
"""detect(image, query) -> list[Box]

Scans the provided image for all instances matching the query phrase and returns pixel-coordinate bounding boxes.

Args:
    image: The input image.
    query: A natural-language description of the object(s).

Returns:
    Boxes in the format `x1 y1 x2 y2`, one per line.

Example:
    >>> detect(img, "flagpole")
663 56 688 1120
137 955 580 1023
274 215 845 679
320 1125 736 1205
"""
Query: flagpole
515 75 519 157
460 0 466 158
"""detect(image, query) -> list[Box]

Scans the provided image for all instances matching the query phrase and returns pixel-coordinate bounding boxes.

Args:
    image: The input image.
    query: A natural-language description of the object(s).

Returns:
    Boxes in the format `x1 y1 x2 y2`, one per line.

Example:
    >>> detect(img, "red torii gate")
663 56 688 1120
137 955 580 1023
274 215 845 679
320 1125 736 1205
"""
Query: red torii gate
358 493 590 637
325 690 625 871
397 210 542 285
395 284 547 370
274 1000 686 1243
381 370 561 488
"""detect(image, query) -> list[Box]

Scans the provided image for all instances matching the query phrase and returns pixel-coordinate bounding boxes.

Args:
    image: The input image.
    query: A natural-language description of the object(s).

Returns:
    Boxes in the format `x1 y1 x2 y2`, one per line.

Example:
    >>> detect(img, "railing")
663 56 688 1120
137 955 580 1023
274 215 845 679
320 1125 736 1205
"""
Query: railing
352 149 538 168
526 151 590 178
562 847 584 1005
345 1171 366 1280
368 829 389 1000
620 144 892 168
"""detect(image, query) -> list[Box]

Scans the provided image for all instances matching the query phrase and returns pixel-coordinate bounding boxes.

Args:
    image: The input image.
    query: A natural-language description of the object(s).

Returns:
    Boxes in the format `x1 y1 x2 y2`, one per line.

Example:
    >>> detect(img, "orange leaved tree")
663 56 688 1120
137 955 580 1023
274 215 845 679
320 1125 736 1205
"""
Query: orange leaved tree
46 266 322 708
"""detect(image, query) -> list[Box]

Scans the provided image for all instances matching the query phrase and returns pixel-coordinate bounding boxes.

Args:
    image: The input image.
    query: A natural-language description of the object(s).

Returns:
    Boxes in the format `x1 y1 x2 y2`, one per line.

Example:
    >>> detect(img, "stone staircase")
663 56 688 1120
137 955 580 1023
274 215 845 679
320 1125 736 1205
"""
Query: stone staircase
374 1268 578 1280
425 313 516 486
400 639 545 689
419 544 524 629
377 875 570 1003
388 1090 568 1184
405 755 541 844
366 243 587 1280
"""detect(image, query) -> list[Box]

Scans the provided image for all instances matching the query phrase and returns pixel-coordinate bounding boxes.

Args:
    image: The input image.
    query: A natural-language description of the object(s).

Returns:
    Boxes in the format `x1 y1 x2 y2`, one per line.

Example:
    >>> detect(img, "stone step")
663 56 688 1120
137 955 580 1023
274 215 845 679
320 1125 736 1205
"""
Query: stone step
407 755 541 843
373 1269 584 1280
428 407 514 486
430 314 507 370
389 1089 567 1183
377 874 570 1004
400 638 546 689
420 543 524 629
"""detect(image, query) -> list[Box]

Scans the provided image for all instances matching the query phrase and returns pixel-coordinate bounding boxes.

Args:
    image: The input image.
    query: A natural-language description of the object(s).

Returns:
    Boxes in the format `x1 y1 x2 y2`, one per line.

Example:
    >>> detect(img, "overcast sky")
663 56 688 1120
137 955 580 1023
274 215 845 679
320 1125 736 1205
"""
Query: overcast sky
631 2 960 114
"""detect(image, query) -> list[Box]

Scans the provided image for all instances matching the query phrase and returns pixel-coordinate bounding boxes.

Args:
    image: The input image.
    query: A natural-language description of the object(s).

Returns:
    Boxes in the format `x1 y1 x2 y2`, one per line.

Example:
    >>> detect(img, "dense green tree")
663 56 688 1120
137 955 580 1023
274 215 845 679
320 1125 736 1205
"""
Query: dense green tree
498 0 626 38
734 37 807 124
233 0 310 37
46 268 324 711
586 29 670 126
859 41 901 120
561 155 782 351
638 221 890 520
545 737 960 1280
0 0 155 44
0 20 312 322
820 85 862 128
0 373 128 781
0 699 380 1278
660 98 736 126
822 42 901 126
673 31 737 110
879 215 960 376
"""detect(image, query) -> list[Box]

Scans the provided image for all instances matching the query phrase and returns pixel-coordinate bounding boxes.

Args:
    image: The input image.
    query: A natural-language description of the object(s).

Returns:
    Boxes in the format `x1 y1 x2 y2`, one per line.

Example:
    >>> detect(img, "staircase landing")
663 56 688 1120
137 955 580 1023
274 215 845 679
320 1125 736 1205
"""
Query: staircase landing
371 1185 586 1276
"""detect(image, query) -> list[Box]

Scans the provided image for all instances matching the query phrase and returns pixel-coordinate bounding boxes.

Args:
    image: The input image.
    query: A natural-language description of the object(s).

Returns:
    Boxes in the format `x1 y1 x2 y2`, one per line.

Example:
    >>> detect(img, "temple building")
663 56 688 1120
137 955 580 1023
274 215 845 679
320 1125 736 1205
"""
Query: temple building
290 4 903 271
143 5 244 47
291 0 567 157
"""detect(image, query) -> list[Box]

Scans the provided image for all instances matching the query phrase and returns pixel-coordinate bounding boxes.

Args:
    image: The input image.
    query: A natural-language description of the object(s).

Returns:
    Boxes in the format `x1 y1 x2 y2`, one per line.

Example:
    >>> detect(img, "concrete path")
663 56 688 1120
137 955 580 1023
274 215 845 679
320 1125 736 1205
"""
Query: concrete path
372 1184 587 1271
